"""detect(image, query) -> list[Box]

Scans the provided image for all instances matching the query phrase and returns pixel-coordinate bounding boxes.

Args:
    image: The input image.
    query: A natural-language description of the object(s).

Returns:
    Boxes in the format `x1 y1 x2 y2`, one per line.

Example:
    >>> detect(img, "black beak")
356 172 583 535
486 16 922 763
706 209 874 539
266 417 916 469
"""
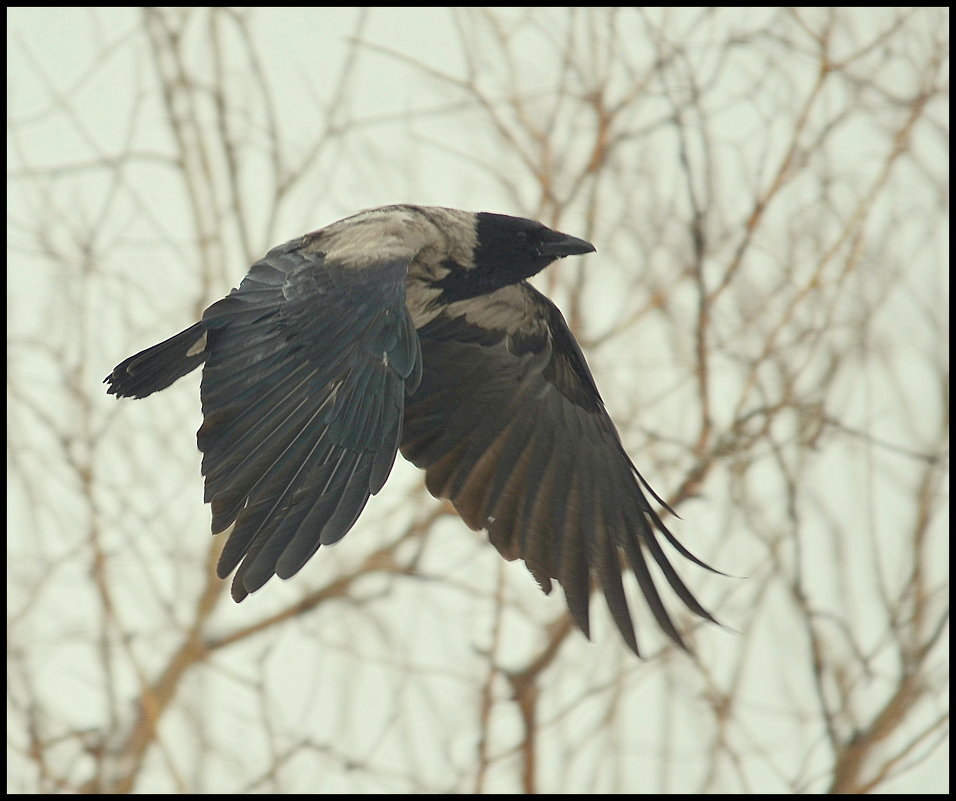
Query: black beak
538 230 596 259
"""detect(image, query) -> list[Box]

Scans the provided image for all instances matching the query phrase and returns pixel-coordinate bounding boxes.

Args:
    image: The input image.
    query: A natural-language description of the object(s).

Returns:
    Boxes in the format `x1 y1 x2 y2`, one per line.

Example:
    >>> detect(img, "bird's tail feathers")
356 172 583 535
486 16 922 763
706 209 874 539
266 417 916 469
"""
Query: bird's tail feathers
105 322 208 399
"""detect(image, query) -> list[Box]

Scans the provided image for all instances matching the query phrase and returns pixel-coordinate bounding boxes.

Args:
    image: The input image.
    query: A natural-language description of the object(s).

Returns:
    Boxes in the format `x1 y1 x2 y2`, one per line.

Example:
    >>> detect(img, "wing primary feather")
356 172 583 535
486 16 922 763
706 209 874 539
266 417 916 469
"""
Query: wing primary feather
641 497 727 576
640 530 719 624
595 505 640 656
557 514 592 640
620 533 687 650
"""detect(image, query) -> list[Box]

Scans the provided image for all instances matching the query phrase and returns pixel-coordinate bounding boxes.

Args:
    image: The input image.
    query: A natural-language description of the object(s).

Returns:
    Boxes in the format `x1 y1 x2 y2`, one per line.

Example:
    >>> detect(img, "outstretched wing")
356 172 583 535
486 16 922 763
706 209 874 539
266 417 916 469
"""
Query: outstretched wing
199 237 422 601
400 282 715 655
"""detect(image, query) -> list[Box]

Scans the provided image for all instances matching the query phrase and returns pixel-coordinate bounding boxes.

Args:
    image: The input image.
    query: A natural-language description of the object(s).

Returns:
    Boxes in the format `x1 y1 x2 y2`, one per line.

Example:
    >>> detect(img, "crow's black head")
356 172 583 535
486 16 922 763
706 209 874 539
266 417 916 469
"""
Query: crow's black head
435 212 595 302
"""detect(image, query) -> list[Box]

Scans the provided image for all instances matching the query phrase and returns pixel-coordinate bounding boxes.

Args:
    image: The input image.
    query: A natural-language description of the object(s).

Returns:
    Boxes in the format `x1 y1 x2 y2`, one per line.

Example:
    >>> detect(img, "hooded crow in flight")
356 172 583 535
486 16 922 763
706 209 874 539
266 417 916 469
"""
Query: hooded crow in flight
106 205 716 655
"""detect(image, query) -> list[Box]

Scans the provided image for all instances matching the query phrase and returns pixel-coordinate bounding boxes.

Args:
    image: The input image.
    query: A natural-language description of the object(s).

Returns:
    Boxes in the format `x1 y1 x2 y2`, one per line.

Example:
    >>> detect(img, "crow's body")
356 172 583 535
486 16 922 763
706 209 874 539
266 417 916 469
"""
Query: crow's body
107 205 715 655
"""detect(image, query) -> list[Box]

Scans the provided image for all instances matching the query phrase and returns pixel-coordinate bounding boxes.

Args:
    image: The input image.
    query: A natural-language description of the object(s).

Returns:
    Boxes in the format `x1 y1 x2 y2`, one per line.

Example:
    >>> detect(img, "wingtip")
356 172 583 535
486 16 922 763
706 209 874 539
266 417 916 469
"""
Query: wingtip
230 578 249 603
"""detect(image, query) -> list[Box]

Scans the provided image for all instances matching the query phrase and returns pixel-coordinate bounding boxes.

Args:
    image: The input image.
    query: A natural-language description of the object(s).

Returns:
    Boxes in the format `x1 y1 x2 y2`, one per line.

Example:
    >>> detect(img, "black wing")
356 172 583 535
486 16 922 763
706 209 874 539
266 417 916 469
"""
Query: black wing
199 238 422 600
400 282 715 655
